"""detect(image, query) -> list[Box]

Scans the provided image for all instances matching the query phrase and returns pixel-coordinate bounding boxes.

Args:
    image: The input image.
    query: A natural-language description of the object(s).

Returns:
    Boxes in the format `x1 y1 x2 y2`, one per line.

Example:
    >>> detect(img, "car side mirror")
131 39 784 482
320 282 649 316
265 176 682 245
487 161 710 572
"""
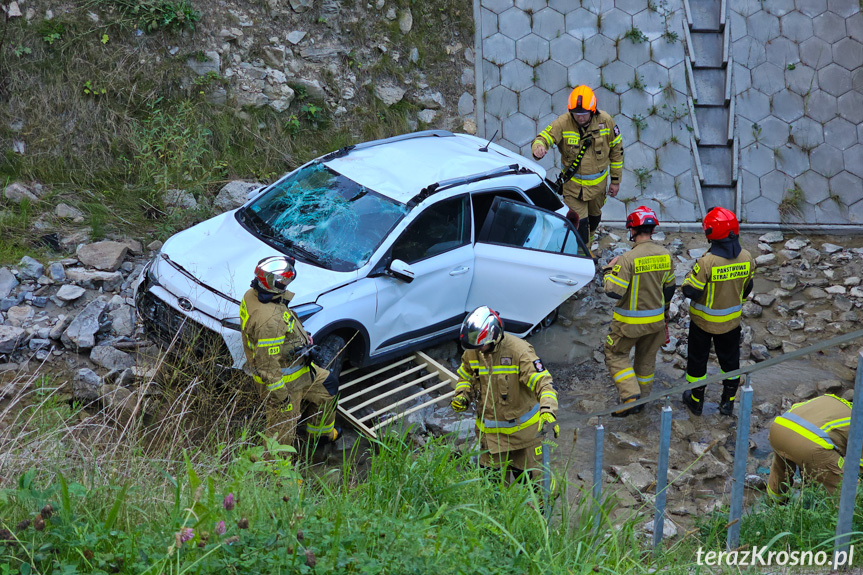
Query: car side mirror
246 186 265 201
388 259 415 283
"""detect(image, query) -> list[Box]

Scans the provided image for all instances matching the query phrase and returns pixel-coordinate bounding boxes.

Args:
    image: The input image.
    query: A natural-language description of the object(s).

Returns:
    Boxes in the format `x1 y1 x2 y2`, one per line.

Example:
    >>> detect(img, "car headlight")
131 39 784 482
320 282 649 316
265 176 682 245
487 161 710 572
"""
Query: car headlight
146 254 161 285
292 303 323 321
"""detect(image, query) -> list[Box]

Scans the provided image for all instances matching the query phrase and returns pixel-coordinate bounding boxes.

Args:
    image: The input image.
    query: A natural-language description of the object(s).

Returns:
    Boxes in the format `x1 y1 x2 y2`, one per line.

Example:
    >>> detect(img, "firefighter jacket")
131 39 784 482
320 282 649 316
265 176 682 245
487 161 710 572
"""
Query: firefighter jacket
773 394 852 464
682 248 756 334
453 334 558 454
532 110 623 203
239 287 317 402
603 239 676 338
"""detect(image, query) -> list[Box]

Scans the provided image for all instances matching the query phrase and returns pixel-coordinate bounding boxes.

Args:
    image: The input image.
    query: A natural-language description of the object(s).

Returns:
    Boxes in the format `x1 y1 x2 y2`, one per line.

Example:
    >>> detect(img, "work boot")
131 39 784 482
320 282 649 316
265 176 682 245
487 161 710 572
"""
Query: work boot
682 389 704 416
611 396 644 418
719 384 738 416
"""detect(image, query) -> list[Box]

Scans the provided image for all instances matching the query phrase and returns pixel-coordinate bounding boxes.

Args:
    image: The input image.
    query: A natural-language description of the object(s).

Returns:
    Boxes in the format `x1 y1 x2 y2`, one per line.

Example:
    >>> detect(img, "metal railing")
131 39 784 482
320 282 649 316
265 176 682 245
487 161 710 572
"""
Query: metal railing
580 328 863 556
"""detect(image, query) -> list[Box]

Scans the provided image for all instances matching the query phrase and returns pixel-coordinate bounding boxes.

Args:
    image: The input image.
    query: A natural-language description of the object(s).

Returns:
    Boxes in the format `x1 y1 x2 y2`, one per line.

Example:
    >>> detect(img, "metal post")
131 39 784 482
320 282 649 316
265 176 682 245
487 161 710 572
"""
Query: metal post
835 351 863 563
654 398 673 549
593 419 604 531
541 438 551 520
727 376 753 551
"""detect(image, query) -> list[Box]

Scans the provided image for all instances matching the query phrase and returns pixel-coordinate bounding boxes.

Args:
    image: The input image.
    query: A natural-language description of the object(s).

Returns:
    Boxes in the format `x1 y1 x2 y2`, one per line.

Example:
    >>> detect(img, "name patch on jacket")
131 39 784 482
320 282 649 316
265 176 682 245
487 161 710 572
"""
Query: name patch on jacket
634 255 671 274
711 262 751 281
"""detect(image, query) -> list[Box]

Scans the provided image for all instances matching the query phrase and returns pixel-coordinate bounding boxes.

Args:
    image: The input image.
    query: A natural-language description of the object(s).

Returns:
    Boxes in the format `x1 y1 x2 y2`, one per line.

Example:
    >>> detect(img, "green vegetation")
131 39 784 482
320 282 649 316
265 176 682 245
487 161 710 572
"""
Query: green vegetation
623 26 648 44
634 166 652 191
779 184 805 222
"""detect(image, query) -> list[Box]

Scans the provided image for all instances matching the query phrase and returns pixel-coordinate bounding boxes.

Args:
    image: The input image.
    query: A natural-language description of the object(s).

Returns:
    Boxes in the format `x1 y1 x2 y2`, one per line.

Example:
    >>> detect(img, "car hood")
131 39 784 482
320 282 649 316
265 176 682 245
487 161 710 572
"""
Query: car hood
160 211 358 307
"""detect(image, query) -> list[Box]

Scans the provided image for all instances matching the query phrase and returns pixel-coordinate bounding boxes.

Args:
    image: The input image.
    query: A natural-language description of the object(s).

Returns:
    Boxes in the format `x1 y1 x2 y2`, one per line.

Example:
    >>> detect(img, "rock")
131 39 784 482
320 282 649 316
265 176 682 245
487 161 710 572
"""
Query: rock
753 293 775 307
688 248 707 259
18 256 44 280
825 285 847 295
3 182 39 203
610 462 652 493
77 241 129 271
289 0 314 12
801 247 821 263
0 268 18 299
642 517 677 539
48 315 73 340
147 240 163 252
755 254 776 266
463 118 477 135
821 243 843 254
410 47 420 63
745 474 767 489
385 6 396 19
741 302 763 318
804 287 828 299
834 296 854 312
214 181 263 211
163 189 198 210
48 262 66 282
766 319 790 337
286 30 306 44
412 89 445 109
417 109 437 123
0 325 26 354
784 238 808 250
374 83 406 106
787 317 805 330
398 9 412 33
61 297 107 351
780 274 797 290
73 368 102 402
845 277 860 287
764 335 783 350
28 338 51 351
759 231 783 243
186 50 221 76
55 203 84 221
778 249 799 260
816 380 844 394
90 345 135 371
849 287 863 298
65 269 123 291
6 305 33 326
750 344 770 361
56 285 86 302
671 419 696 440
782 341 800 353
457 92 474 116
794 382 817 400
756 402 777 416
758 243 773 253
7 2 22 18
611 431 644 450
110 305 135 337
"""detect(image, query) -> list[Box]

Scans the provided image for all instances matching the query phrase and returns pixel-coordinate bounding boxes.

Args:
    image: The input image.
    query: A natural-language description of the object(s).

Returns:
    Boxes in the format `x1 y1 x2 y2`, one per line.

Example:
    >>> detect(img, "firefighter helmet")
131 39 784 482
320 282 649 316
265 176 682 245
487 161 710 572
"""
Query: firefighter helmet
702 206 739 240
460 306 504 350
254 255 297 293
625 206 659 229
567 85 598 114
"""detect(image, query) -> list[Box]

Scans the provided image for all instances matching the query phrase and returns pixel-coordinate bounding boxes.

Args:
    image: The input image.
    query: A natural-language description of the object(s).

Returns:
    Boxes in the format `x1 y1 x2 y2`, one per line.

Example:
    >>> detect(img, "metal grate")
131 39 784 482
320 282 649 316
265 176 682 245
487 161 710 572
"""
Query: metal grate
336 351 457 439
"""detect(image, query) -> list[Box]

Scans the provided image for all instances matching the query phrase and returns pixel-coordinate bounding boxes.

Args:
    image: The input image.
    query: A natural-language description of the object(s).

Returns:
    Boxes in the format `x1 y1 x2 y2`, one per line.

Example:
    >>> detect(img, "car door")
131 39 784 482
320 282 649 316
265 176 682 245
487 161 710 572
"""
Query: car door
371 194 474 354
467 196 595 334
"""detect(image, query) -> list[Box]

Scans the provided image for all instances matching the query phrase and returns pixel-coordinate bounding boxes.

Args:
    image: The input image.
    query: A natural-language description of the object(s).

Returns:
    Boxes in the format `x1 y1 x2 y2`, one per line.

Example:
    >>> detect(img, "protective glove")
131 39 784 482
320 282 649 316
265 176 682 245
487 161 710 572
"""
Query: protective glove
538 412 559 439
451 395 469 412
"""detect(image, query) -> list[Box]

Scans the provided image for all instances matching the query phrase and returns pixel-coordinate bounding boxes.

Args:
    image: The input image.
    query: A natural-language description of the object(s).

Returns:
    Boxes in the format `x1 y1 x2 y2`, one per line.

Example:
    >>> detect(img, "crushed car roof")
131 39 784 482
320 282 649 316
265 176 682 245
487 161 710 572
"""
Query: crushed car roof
323 133 542 205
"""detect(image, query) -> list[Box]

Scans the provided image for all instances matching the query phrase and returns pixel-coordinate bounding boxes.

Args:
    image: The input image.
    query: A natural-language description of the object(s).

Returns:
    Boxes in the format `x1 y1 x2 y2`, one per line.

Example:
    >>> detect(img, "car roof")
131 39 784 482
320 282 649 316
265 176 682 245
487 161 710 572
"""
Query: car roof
324 132 543 205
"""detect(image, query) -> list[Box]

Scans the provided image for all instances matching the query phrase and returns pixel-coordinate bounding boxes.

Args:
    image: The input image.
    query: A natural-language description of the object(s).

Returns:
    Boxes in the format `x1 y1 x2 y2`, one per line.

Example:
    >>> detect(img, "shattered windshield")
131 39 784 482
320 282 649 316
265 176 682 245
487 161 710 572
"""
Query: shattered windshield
239 163 408 272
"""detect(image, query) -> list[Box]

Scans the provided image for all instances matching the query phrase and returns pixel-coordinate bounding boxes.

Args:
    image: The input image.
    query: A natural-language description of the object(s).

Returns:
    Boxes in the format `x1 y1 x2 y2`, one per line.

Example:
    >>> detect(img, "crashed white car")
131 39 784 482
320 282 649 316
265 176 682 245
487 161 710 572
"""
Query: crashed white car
135 130 595 371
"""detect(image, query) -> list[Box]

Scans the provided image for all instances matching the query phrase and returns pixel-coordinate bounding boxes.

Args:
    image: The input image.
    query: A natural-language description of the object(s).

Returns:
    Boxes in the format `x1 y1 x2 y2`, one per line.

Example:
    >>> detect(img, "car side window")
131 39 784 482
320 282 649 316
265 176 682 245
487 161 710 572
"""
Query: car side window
391 195 470 264
482 199 590 257
471 190 528 239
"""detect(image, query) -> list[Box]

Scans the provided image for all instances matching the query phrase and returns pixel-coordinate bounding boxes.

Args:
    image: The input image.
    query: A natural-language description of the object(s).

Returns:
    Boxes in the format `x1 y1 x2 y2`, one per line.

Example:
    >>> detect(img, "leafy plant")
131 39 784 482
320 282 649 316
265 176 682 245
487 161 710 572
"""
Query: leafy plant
634 167 652 191
662 30 679 43
82 80 107 97
301 103 323 122
786 63 796 70
624 26 648 44
632 114 648 139
284 114 301 135
102 0 202 33
13 45 32 57
38 19 66 45
752 122 763 144
629 71 646 91
778 184 805 222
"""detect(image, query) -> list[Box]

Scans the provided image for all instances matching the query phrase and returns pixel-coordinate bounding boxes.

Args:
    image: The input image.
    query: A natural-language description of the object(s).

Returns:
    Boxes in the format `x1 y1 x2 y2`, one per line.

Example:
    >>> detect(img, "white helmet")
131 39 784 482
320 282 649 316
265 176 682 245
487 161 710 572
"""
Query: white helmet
459 306 504 349
254 256 296 294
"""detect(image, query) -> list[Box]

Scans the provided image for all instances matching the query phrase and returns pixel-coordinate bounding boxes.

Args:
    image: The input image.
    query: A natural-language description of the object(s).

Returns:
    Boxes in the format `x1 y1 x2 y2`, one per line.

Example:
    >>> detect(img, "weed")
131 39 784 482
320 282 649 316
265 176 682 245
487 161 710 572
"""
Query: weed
663 80 675 100
599 68 616 93
624 26 648 44
634 167 652 191
670 134 679 144
655 154 662 170
752 122 762 144
38 19 66 45
102 0 202 33
773 146 784 163
648 104 659 116
82 80 107 97
13 45 32 57
284 114 301 134
301 102 323 122
596 12 602 31
648 0 658 11
662 30 679 43
674 178 681 195
632 114 648 139
778 184 805 222
787 63 796 70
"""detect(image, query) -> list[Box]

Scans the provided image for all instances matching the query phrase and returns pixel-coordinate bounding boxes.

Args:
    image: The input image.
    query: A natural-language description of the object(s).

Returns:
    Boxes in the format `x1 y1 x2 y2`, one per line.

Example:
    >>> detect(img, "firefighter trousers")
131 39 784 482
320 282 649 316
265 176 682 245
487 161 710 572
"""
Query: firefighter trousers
259 365 338 447
604 321 665 402
687 323 741 402
478 436 544 481
767 420 843 501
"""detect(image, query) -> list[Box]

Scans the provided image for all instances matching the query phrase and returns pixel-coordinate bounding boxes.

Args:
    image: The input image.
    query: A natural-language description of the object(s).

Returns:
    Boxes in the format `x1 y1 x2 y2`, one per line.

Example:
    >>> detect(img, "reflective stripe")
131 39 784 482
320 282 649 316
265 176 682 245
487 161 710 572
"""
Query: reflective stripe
257 336 285 347
307 420 335 435
281 363 305 376
610 161 623 168
767 485 787 501
528 370 549 390
689 302 743 322
636 373 653 384
775 413 836 450
827 394 853 410
822 417 851 432
491 366 519 374
539 130 554 147
684 274 705 289
478 403 541 434
710 262 751 282
720 369 740 381
281 365 310 384
838 456 844 470
455 382 471 393
540 390 557 402
605 274 630 289
613 368 635 383
457 365 472 380
609 134 622 147
613 305 665 325
267 379 285 391
686 373 707 383
571 168 609 185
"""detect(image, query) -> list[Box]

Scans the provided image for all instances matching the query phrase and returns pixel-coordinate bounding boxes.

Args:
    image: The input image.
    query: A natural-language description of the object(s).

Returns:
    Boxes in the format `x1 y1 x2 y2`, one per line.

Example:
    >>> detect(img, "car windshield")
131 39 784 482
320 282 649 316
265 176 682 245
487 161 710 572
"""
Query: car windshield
239 163 408 272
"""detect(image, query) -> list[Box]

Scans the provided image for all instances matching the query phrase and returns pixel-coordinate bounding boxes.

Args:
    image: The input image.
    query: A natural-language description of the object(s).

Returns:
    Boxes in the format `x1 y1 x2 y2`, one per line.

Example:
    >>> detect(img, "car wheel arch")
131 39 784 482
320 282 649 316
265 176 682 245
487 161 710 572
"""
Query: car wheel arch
312 320 370 367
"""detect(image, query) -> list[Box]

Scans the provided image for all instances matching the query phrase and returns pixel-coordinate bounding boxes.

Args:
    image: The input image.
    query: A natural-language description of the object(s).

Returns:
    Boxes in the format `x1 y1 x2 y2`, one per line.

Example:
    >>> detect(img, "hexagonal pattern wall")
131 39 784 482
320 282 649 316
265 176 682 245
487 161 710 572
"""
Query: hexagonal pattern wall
476 0 699 224
732 0 863 224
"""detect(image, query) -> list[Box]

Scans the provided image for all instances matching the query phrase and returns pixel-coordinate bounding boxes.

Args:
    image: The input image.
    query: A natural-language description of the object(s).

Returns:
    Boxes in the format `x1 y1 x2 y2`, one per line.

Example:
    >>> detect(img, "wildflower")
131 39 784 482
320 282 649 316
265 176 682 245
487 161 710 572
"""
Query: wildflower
215 521 226 536
304 549 316 567
180 528 194 543
41 504 54 520
237 518 249 529
296 530 304 542
0 528 14 543
223 493 235 511
223 536 240 545
33 515 45 531
16 520 30 531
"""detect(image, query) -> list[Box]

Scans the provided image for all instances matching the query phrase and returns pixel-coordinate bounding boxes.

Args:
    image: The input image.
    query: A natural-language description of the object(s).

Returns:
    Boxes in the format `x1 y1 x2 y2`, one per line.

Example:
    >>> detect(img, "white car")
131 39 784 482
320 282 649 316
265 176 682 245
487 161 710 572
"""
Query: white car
135 130 595 372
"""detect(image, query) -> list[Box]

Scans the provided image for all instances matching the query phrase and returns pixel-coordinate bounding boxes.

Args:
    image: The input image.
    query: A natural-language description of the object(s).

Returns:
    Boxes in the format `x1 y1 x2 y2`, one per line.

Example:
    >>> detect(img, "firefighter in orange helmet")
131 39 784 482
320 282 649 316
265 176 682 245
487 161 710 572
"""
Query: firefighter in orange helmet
681 207 756 416
532 85 624 247
602 207 675 417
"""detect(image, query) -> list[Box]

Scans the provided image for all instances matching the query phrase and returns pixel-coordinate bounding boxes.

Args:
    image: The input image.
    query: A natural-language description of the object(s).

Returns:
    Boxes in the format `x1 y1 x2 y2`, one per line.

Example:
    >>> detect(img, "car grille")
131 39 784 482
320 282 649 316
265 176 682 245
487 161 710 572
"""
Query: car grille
137 290 232 362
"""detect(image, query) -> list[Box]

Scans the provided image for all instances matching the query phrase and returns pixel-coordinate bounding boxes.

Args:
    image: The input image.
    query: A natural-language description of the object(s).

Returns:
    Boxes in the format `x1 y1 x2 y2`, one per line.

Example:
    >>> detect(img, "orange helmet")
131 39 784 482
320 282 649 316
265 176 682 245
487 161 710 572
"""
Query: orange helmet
568 85 597 114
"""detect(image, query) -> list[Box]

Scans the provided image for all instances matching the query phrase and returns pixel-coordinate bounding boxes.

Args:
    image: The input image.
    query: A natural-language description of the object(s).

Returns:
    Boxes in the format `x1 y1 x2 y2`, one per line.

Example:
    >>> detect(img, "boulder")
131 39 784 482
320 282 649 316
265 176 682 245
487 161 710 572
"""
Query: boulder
374 83 406 107
163 189 198 210
48 262 66 282
77 241 129 271
3 182 39 203
61 297 107 351
55 203 84 221
0 268 18 299
610 462 653 493
214 181 263 211
55 284 86 302
186 50 220 76
65 269 124 291
72 368 102 402
0 325 26 354
759 231 783 243
17 256 44 280
110 305 135 337
90 345 135 371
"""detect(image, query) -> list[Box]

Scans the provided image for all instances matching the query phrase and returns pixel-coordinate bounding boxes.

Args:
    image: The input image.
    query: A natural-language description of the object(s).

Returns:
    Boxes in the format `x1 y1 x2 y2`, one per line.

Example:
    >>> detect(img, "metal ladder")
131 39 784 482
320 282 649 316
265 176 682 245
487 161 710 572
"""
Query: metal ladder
337 351 457 439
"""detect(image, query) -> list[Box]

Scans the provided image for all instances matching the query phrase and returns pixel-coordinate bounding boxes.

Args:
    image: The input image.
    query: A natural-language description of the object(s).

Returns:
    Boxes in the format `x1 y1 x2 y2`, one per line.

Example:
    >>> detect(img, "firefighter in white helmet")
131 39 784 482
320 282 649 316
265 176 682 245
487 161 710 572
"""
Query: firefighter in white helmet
450 306 559 483
240 256 339 449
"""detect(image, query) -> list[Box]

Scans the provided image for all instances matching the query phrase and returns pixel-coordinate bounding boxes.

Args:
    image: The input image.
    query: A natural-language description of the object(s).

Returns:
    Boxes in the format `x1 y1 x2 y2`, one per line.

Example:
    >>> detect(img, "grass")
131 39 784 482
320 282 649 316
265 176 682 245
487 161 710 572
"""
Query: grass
779 184 805 222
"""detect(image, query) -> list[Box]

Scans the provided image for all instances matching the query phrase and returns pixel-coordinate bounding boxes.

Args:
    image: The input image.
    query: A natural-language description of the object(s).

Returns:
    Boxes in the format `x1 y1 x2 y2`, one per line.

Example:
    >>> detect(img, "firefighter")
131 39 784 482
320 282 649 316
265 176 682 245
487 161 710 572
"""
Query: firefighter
767 394 854 502
531 85 624 247
603 206 676 417
681 207 756 416
450 306 559 483
240 256 339 449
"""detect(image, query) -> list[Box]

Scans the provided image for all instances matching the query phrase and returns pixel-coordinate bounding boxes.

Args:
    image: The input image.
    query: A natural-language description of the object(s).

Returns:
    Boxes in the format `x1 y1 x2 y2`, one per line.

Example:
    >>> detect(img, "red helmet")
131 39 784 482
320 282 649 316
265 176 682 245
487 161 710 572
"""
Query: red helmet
625 206 659 229
255 255 296 293
703 206 739 240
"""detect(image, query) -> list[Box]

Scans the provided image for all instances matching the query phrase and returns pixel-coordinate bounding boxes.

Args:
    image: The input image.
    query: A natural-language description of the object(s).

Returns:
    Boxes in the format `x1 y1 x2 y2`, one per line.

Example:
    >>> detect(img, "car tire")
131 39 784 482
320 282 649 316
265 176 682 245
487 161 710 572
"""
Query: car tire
315 334 347 380
531 308 559 335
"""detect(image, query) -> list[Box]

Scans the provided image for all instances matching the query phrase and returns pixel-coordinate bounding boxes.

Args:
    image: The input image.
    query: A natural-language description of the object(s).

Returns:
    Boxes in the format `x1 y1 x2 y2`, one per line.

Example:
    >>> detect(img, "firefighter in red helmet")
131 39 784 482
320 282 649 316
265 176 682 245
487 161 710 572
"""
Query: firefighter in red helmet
602 207 675 417
681 207 756 416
